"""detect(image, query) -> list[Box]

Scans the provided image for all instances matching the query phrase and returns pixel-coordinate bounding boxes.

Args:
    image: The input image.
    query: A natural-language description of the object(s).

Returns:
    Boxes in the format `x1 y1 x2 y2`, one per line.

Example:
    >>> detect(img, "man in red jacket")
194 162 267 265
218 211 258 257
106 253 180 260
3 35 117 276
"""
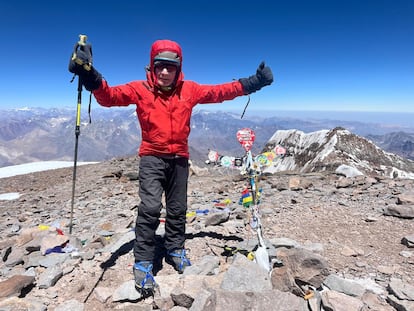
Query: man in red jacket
69 39 273 294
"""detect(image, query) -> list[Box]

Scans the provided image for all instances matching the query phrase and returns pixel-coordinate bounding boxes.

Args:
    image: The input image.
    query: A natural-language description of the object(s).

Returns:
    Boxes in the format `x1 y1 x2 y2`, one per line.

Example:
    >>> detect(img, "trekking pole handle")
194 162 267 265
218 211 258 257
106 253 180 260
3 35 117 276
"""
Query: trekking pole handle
78 35 92 60
78 34 88 45
71 34 93 71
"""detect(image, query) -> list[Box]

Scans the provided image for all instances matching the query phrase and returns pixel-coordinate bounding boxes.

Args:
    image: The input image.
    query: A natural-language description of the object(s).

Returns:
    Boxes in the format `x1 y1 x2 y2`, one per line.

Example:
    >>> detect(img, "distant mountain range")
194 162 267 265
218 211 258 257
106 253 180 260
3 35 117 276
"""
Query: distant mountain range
1 107 414 168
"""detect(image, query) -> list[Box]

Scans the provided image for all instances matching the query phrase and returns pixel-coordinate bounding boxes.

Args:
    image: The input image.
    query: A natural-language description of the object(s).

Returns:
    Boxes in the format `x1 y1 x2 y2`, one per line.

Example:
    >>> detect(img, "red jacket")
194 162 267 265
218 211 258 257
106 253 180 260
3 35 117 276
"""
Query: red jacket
93 40 245 159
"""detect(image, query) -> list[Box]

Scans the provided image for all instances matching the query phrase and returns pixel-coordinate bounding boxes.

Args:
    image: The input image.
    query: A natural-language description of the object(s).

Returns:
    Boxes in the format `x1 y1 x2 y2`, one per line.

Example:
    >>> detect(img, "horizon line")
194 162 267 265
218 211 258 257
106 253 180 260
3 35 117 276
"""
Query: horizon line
3 106 414 114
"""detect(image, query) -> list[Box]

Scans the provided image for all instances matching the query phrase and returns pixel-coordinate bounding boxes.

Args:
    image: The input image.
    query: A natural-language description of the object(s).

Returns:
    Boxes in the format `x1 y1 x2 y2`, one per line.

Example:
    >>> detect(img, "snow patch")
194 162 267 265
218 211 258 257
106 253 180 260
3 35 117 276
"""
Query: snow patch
335 164 364 177
0 161 98 178
0 192 20 201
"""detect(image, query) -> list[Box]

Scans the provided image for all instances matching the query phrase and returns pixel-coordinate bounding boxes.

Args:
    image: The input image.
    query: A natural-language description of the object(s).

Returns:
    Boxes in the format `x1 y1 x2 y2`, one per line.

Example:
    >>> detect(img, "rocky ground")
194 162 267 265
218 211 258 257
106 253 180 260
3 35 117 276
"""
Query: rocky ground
0 156 413 310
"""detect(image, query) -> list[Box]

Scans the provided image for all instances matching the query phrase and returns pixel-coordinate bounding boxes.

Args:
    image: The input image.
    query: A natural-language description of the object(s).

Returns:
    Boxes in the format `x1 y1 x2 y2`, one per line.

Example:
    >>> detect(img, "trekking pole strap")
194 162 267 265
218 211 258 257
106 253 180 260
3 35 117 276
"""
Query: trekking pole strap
240 95 251 119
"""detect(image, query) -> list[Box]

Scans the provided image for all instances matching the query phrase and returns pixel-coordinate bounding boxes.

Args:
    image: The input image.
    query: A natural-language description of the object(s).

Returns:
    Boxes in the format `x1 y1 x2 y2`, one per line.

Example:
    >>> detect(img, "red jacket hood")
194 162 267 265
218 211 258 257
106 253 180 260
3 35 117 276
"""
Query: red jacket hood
146 39 184 89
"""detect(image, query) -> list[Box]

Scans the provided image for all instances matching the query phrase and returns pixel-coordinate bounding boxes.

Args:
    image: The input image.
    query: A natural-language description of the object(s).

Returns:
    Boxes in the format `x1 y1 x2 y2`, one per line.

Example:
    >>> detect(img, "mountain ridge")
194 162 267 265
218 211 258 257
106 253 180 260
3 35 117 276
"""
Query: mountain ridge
1 107 414 169
262 127 414 179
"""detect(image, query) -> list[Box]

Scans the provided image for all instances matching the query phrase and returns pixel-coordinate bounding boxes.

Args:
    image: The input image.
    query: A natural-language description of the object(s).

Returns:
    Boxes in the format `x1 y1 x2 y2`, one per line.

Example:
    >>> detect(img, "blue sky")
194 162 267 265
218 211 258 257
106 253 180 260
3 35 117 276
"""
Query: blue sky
1 0 413 113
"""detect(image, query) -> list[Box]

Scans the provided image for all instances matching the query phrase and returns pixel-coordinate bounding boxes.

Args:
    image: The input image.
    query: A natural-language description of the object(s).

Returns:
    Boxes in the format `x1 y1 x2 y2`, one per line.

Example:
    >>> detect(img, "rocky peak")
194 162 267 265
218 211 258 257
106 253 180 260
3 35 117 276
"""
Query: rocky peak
263 127 414 178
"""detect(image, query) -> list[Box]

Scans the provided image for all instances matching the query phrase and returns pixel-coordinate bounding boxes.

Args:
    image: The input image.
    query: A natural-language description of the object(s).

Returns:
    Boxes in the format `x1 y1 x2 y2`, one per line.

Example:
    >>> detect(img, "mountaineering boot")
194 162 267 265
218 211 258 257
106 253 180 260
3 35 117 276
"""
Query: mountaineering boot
166 249 191 274
133 261 156 293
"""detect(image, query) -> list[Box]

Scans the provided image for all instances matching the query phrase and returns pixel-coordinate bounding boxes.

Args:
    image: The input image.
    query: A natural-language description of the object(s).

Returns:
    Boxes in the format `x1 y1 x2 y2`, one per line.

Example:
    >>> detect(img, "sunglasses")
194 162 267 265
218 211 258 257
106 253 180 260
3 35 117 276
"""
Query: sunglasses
154 61 178 72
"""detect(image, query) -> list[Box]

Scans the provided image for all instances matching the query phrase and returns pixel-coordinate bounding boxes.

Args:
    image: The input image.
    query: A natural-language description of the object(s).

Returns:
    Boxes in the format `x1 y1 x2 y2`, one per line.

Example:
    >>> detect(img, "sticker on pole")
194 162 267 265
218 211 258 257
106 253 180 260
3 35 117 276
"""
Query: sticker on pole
274 145 286 156
208 150 219 163
220 156 233 168
237 128 255 151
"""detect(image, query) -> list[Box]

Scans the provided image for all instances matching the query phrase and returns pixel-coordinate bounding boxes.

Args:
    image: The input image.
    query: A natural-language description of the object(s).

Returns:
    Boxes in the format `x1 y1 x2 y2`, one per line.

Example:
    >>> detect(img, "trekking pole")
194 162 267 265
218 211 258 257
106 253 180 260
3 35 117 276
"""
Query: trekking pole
69 34 92 234
69 80 81 234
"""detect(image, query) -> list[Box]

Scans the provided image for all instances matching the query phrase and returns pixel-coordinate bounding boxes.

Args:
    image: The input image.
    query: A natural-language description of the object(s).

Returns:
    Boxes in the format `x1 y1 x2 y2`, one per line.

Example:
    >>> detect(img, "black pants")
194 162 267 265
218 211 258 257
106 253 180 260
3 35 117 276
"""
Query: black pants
133 155 189 262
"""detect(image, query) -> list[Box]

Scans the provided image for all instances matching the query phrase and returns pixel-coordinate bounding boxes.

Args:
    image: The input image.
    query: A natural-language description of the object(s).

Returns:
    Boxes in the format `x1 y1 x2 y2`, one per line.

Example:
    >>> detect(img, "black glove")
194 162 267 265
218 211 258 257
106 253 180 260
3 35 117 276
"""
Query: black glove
69 47 102 91
239 62 273 95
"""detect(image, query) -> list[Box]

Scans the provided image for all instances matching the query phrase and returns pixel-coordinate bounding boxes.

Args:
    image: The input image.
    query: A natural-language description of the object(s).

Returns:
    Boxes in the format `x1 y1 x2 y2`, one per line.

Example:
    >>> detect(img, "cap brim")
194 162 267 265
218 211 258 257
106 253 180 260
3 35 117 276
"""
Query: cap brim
154 58 180 65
